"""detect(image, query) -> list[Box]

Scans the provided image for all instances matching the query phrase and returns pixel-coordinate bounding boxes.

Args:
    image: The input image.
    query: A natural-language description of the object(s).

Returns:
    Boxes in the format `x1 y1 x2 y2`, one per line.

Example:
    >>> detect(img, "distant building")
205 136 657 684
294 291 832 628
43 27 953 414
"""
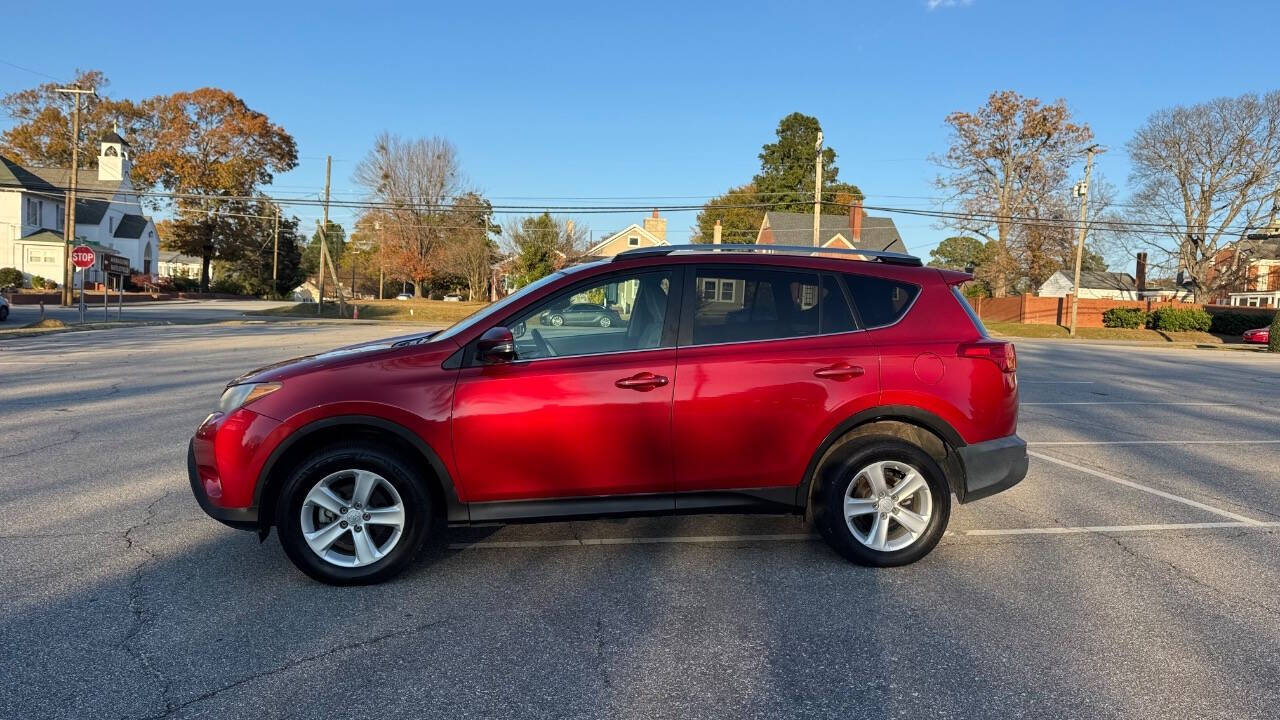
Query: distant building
1207 235 1280 308
755 201 907 253
156 251 213 281
1038 270 1138 300
0 132 161 287
585 210 669 259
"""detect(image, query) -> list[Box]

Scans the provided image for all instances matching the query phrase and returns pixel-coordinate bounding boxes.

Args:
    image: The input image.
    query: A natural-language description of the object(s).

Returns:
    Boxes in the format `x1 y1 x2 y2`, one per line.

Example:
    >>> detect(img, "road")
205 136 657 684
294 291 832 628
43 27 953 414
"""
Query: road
1 325 1278 719
2 298 293 326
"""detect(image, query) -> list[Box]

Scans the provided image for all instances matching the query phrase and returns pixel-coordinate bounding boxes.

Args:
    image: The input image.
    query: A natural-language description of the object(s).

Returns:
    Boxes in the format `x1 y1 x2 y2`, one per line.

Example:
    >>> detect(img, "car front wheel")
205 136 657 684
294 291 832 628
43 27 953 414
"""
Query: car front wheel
275 442 431 585
813 437 951 567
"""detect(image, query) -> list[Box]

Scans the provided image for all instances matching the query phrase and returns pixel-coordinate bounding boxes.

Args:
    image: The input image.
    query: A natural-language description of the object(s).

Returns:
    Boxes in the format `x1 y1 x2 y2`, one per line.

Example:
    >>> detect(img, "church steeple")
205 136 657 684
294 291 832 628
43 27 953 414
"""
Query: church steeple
98 125 131 182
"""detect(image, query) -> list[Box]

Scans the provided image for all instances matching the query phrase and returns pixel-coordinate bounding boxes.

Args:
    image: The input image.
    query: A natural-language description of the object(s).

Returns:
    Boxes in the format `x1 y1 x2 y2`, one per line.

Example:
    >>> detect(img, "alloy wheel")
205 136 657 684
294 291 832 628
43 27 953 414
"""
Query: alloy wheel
299 469 406 568
843 460 933 552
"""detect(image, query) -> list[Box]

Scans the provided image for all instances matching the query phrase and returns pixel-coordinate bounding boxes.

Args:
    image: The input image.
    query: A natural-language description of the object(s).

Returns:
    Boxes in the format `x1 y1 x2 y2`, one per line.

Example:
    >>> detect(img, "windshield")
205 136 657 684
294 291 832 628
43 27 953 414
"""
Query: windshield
431 270 568 343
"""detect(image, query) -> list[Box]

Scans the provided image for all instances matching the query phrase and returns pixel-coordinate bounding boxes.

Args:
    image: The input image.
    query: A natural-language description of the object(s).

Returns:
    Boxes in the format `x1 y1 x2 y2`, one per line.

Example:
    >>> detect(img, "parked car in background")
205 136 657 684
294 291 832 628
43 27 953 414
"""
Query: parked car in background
443 294 463 302
538 302 623 328
189 245 1026 584
394 293 413 301
0 294 9 321
1242 326 1270 344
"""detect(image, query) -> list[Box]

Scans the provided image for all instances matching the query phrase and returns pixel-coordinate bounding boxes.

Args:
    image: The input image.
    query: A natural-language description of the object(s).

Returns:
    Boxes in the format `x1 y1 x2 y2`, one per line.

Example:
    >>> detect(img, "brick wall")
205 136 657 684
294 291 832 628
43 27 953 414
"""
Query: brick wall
975 295 1273 328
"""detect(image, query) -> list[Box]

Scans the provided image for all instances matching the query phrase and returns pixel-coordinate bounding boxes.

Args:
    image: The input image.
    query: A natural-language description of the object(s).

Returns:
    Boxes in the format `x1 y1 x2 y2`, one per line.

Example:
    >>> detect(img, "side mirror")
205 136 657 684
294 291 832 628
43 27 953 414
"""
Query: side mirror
476 326 516 363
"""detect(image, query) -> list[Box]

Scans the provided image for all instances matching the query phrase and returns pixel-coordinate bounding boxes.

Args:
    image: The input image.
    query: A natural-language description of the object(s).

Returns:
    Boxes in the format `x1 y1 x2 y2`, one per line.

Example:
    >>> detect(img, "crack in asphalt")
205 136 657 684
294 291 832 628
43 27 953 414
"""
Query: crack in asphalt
0 430 81 460
119 491 175 716
134 616 452 719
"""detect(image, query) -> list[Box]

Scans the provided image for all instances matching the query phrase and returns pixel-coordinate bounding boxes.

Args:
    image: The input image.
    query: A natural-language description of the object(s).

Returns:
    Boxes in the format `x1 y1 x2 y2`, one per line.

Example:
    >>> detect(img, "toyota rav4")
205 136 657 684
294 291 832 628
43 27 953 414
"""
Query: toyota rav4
189 245 1026 584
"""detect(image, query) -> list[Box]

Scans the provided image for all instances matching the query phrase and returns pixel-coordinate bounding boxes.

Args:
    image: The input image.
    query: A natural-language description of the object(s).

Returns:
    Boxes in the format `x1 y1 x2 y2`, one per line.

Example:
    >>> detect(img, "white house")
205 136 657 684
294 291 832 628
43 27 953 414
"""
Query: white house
1037 270 1138 300
0 131 161 288
156 250 211 280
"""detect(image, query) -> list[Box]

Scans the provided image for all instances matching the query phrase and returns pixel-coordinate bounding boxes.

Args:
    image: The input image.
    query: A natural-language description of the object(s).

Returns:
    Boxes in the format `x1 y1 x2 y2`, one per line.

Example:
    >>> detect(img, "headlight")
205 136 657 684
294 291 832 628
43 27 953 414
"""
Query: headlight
218 382 282 414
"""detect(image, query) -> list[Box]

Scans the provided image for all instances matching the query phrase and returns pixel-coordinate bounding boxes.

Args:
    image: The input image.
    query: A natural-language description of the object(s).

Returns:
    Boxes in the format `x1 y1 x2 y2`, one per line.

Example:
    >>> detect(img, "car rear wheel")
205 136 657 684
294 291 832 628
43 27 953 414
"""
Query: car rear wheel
0 306 7 321
813 437 950 566
275 443 431 585
598 316 612 327
549 314 564 327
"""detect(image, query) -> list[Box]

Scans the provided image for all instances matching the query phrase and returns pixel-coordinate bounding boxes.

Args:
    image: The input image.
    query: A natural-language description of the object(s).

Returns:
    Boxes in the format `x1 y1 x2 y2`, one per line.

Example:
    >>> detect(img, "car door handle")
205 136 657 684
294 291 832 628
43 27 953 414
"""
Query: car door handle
615 372 669 391
813 363 865 380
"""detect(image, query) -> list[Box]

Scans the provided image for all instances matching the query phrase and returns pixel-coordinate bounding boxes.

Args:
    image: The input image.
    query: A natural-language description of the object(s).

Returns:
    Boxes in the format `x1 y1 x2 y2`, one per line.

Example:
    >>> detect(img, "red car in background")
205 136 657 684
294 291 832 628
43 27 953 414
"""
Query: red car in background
1242 327 1271 344
189 245 1027 584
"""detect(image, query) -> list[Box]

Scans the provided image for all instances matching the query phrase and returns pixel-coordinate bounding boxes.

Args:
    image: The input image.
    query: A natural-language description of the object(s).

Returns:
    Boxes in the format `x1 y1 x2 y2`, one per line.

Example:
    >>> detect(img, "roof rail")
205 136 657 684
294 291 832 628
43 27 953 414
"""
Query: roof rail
612 244 922 267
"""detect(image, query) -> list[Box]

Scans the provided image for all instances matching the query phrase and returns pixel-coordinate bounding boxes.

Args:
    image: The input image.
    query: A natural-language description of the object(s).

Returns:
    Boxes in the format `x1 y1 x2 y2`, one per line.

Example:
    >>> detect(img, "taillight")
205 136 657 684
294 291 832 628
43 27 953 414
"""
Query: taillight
959 341 1016 373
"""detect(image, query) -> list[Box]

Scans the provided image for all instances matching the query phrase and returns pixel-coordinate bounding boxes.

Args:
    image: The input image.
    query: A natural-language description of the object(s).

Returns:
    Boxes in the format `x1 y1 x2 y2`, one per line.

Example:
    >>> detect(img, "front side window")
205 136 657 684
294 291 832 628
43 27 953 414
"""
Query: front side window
844 273 921 328
505 269 673 361
689 266 858 345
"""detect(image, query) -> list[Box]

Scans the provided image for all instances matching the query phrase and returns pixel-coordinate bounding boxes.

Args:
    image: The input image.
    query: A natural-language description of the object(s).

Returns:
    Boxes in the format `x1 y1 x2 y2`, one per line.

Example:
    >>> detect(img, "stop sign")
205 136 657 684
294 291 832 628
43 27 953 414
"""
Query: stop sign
71 245 95 270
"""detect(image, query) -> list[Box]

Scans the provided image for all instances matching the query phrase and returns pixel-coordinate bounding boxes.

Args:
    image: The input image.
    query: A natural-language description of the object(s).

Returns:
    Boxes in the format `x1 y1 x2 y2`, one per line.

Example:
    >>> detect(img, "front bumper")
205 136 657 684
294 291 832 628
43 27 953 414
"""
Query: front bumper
188 440 259 529
955 434 1027 503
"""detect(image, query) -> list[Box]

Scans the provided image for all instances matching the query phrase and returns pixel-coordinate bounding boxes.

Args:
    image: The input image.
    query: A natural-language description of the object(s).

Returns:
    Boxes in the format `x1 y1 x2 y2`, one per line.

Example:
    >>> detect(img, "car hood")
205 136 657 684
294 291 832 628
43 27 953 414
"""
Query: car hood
229 330 443 386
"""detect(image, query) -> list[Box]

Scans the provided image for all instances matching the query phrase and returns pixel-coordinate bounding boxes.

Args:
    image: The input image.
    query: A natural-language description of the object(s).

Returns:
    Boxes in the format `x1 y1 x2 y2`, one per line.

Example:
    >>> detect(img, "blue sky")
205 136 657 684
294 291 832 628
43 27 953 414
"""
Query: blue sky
4 0 1279 265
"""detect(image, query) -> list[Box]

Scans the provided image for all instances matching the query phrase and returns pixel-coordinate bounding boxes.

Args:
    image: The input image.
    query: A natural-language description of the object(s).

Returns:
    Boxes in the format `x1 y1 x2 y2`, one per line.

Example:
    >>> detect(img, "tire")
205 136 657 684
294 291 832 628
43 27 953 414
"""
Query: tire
812 436 951 567
275 442 431 585
598 316 612 328
0 306 7 322
549 314 564 327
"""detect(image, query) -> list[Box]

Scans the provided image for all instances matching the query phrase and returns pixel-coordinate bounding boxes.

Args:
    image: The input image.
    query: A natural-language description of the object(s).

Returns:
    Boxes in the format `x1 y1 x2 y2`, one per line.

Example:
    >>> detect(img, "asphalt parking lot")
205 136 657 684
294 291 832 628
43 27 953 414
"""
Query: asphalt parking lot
2 324 1278 719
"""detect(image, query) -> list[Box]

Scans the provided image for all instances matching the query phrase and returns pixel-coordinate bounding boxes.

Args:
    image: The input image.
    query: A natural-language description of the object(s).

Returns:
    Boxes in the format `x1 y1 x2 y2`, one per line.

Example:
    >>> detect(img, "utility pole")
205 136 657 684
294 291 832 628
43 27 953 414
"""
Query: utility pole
1069 145 1103 337
271 205 279 295
55 86 95 306
812 131 824 247
317 156 331 315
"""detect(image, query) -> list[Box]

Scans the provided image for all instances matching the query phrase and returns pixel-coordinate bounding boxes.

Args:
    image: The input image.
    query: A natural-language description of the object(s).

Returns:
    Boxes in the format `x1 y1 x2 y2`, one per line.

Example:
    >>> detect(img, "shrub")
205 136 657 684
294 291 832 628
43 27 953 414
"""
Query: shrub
1148 307 1212 332
0 267 22 290
42 278 57 290
1270 312 1280 353
1102 307 1148 329
30 275 45 290
171 275 200 292
1209 310 1276 336
210 276 247 295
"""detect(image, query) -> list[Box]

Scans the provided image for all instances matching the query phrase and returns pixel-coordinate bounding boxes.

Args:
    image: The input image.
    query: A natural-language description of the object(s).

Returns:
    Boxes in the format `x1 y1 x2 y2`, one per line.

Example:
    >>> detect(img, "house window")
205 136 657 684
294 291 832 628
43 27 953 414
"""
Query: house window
26 199 42 226
109 217 115 233
719 281 734 302
702 279 717 300
56 204 64 230
628 236 640 246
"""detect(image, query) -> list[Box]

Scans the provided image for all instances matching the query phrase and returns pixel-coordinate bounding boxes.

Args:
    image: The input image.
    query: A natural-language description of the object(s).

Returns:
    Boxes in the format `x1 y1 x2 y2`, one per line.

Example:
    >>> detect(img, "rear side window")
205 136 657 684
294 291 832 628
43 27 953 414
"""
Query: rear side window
844 273 920 328
688 267 855 345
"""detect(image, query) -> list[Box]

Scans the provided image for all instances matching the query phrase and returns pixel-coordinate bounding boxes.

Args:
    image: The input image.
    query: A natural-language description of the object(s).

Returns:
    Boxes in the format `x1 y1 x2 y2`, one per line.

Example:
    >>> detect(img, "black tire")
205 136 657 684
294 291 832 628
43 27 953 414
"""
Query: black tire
275 442 431 585
549 314 564 327
812 436 951 567
0 306 7 322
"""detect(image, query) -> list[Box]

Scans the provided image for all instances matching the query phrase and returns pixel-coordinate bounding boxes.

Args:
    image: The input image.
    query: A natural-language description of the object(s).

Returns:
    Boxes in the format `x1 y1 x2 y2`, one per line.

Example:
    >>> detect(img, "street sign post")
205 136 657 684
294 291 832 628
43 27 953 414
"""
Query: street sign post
101 253 129 321
71 245 94 324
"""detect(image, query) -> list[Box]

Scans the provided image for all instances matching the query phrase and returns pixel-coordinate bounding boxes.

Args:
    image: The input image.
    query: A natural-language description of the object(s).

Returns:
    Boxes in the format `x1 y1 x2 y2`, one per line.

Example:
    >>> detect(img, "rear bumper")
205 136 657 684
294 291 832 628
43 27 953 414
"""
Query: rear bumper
188 439 259 530
956 434 1027 503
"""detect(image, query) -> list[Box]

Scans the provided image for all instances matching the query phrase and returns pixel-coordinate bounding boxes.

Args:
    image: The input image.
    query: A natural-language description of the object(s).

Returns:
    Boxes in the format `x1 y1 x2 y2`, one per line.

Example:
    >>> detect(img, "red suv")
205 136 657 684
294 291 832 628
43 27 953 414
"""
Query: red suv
189 246 1026 584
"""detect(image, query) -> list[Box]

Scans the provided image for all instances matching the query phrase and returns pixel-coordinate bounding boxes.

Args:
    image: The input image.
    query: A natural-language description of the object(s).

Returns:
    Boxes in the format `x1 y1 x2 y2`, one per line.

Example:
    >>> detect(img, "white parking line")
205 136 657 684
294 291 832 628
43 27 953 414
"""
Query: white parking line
1031 440 1280 446
1027 450 1266 526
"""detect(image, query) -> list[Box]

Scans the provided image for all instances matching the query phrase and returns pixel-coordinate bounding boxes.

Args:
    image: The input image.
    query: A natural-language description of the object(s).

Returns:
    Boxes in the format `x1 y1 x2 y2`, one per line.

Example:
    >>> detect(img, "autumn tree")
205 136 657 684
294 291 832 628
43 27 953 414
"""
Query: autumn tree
438 192 499 301
222 202 305 297
1123 91 1280 297
354 133 466 297
0 70 147 168
692 184 764 244
933 91 1094 296
132 89 298 291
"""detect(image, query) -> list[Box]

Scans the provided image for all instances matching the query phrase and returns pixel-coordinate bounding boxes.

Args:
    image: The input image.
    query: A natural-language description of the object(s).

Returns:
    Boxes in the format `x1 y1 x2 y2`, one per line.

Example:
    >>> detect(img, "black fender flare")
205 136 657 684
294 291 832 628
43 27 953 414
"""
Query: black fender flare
794 405 966 508
254 415 468 525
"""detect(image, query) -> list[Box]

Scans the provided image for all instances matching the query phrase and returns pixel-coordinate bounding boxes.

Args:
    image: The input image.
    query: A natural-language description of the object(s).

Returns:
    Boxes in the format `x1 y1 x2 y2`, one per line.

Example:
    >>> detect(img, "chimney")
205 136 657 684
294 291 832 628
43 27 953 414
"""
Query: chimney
849 200 863 242
1136 252 1147 297
643 209 667 244
713 219 722 244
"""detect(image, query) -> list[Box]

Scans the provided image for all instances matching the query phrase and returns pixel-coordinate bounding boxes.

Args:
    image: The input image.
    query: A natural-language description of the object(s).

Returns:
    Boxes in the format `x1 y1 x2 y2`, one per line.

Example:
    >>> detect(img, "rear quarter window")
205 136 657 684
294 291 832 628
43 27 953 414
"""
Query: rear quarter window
843 273 921 328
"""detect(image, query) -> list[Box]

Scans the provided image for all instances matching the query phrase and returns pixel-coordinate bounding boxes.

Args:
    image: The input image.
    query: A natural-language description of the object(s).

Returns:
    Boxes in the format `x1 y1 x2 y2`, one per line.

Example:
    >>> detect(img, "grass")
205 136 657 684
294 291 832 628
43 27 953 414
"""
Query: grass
250 298 489 324
985 322 1228 344
23 318 67 329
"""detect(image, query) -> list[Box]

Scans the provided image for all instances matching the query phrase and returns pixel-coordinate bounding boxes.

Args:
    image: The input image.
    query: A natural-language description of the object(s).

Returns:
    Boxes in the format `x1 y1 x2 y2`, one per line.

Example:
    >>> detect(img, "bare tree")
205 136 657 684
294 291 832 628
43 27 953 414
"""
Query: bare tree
1124 91 1280 298
353 133 467 297
934 91 1094 296
438 192 498 301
